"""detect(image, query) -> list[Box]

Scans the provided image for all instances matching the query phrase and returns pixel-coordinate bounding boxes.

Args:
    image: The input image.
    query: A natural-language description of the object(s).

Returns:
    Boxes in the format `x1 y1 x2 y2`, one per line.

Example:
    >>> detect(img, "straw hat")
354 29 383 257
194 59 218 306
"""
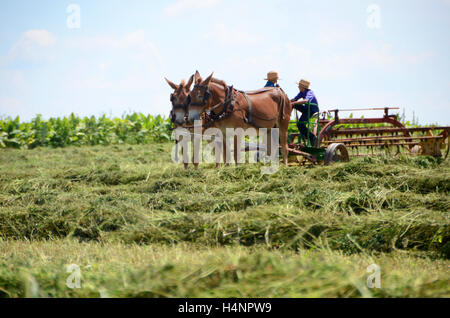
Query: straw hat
297 79 310 89
264 71 280 81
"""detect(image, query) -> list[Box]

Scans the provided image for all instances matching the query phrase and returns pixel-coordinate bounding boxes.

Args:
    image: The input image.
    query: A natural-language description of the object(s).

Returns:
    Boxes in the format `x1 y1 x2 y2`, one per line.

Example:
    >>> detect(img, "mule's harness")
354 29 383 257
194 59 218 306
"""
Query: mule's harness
187 85 283 128
200 85 236 128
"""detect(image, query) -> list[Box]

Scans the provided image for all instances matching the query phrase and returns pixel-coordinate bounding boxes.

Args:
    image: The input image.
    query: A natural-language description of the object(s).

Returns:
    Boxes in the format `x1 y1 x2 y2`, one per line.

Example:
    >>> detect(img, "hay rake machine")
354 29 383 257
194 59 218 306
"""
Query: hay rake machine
287 106 449 165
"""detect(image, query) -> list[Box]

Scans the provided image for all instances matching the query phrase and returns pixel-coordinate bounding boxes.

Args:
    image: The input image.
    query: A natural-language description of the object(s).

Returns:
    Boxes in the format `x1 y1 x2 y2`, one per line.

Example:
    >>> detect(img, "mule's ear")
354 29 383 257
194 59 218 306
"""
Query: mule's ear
201 72 214 86
165 77 178 90
186 74 194 90
195 70 202 85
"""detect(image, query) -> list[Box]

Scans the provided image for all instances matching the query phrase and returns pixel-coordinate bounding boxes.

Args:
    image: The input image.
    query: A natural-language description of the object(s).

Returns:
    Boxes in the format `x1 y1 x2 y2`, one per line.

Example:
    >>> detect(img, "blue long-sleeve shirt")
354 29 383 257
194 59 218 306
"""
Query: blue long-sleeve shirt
293 89 318 105
292 89 319 115
264 81 276 87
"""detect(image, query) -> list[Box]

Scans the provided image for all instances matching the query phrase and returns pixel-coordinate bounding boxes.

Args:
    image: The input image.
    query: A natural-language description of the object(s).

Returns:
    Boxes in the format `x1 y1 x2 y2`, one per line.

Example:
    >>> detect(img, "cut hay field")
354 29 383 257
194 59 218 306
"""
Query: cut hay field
0 143 449 298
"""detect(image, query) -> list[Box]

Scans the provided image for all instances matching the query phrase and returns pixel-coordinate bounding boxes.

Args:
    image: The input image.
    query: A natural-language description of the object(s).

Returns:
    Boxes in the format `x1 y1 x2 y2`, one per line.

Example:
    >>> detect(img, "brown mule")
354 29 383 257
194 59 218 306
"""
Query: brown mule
165 75 194 169
187 71 293 167
165 74 218 170
165 75 194 127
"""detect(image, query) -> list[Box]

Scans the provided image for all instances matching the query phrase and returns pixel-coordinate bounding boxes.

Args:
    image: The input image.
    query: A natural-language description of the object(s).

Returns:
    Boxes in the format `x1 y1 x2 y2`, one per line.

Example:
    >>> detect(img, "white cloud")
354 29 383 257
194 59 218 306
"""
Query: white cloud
66 30 150 49
0 70 27 89
64 30 163 66
204 23 265 46
316 24 358 46
62 29 165 93
0 97 25 116
283 41 433 81
0 29 168 120
8 30 56 61
60 30 166 113
23 30 56 46
164 0 221 17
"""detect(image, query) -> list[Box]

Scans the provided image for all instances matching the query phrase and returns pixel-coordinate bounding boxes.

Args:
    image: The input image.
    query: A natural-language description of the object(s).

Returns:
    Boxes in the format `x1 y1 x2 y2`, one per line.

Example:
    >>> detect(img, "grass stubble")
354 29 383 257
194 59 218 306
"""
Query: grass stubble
0 143 448 297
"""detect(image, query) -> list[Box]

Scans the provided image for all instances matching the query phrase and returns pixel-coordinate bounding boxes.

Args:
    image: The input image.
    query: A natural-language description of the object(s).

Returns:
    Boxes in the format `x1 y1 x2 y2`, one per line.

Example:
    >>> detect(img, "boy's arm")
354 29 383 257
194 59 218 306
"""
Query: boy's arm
290 92 301 103
292 99 308 106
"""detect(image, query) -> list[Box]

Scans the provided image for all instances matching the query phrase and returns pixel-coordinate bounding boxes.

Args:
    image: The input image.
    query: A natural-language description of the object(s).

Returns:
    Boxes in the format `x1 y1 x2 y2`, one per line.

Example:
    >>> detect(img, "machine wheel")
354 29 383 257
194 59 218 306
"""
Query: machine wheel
324 143 349 165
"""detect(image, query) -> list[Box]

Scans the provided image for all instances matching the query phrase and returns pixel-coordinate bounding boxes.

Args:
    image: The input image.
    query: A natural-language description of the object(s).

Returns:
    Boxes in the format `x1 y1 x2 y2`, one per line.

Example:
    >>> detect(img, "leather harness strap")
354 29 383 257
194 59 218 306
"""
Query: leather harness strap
242 92 254 126
238 89 279 126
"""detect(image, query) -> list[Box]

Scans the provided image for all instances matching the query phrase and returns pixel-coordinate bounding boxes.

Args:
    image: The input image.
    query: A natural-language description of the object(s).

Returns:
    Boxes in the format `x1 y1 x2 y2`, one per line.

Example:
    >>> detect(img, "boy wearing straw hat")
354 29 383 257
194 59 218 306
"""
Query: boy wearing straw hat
264 71 280 88
291 79 319 145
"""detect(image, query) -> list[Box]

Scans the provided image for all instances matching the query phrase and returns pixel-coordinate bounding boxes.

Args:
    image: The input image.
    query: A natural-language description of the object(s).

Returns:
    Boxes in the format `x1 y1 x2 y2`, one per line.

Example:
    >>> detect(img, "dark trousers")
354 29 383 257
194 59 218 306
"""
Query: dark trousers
295 104 319 146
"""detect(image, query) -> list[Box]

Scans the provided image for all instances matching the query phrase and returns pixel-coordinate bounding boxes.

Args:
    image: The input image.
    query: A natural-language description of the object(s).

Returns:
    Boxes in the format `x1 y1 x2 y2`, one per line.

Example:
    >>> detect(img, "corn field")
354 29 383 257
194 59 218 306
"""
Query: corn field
1 112 431 149
0 113 172 149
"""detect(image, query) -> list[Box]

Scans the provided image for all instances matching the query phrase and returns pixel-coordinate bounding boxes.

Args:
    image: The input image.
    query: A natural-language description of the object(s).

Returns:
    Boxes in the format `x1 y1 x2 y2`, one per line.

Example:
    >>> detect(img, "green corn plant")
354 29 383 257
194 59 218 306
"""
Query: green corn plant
0 113 173 149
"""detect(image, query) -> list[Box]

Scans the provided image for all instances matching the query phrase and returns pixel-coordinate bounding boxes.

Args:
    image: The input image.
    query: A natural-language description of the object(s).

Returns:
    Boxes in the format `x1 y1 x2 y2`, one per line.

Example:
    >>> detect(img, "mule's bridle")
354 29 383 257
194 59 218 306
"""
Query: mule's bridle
170 93 190 111
189 84 211 107
170 93 192 124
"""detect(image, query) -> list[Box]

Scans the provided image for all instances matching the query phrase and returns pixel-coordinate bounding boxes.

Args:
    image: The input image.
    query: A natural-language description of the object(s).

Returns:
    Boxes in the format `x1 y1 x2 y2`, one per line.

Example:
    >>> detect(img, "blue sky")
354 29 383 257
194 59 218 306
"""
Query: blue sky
0 0 449 124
